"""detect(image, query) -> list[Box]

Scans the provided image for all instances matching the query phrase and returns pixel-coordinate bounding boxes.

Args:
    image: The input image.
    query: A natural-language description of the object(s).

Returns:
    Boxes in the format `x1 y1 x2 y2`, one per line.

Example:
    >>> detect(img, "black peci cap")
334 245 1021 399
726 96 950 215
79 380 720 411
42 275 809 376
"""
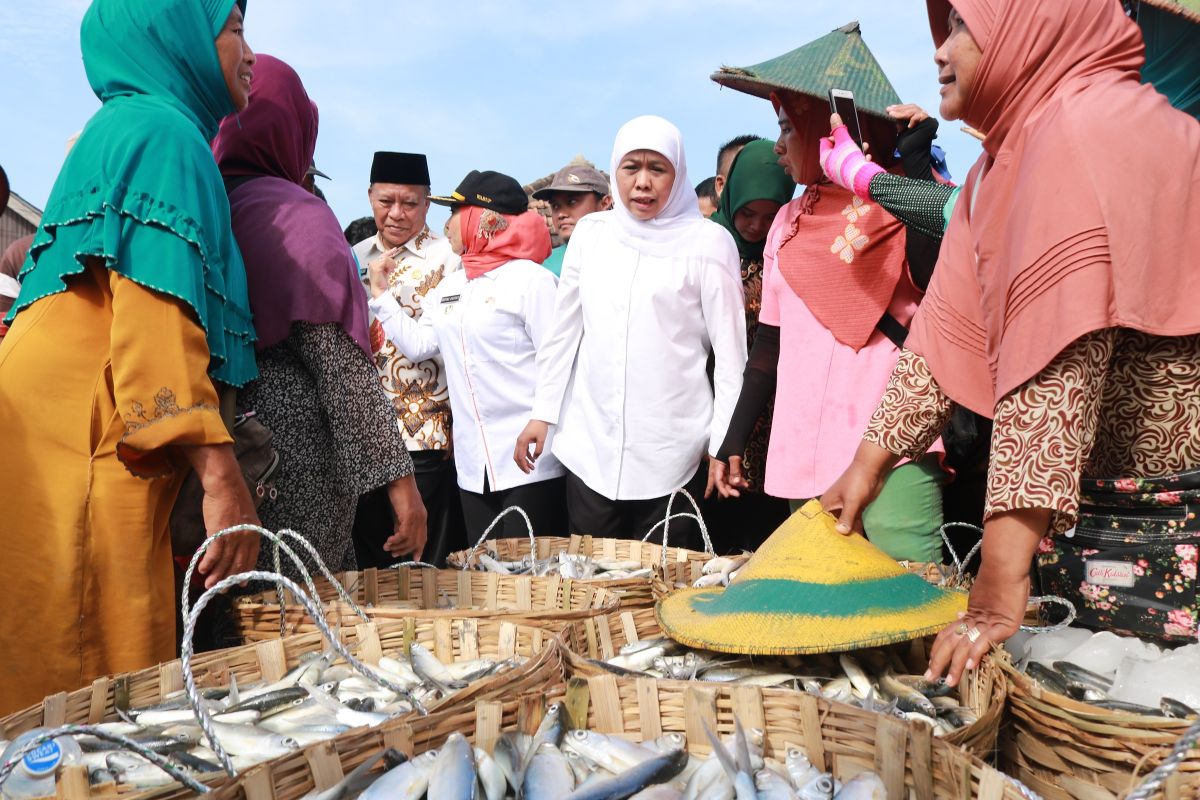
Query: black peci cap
430 170 528 215
370 152 431 185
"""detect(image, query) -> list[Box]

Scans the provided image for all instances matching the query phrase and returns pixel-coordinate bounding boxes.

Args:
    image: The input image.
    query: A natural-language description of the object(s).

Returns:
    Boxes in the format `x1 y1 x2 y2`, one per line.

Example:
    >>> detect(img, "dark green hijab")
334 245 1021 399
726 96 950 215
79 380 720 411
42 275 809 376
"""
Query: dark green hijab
7 0 257 386
709 139 796 261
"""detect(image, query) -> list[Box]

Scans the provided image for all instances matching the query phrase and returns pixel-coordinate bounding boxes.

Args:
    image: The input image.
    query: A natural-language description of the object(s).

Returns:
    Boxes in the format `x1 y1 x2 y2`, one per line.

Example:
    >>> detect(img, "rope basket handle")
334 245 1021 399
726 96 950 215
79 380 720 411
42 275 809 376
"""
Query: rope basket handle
180 570 428 777
936 522 983 583
1125 714 1200 799
0 725 210 795
1020 595 1078 634
643 488 715 570
458 506 536 571
268 527 371 629
180 524 324 638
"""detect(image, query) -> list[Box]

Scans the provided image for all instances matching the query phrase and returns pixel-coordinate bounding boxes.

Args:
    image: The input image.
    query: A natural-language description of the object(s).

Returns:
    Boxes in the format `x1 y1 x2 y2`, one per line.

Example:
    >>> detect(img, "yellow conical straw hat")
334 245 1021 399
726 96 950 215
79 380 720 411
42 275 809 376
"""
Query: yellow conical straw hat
656 500 967 655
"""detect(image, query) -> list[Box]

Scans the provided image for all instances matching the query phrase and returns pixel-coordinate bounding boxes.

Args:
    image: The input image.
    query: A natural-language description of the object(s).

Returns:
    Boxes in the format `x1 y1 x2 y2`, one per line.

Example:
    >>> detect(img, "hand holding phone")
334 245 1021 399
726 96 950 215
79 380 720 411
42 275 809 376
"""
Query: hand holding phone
828 89 863 148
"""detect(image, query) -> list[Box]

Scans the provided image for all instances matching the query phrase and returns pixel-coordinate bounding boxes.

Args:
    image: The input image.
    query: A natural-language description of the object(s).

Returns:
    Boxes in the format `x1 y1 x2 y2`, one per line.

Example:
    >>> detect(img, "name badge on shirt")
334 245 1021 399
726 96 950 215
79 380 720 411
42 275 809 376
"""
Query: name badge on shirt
441 294 461 304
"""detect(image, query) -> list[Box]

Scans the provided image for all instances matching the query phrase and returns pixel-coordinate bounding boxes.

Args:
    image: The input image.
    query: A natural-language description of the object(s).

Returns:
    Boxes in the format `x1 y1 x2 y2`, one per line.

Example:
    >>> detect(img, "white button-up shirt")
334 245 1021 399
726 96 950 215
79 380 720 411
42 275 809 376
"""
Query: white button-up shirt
369 259 565 493
354 229 461 451
531 214 747 501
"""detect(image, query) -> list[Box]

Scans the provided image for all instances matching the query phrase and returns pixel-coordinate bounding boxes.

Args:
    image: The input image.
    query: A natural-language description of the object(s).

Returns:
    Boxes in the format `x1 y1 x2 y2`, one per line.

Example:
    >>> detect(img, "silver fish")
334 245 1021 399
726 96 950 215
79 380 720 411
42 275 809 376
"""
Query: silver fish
521 744 575 799
298 748 403 800
475 746 507 800
429 733 477 800
209 721 299 759
796 771 835 800
359 749 440 800
566 748 689 800
411 642 469 695
831 772 886 799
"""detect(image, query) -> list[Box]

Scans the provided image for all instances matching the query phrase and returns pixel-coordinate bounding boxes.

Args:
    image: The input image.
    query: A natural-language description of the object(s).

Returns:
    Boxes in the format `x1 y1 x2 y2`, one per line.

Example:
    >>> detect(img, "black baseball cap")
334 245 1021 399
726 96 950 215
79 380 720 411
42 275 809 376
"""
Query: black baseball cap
430 170 528 215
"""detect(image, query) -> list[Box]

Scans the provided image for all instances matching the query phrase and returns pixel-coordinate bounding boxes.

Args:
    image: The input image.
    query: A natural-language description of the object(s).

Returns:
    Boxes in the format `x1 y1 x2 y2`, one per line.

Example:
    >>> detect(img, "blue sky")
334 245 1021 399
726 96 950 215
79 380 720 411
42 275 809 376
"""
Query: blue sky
0 1 980 232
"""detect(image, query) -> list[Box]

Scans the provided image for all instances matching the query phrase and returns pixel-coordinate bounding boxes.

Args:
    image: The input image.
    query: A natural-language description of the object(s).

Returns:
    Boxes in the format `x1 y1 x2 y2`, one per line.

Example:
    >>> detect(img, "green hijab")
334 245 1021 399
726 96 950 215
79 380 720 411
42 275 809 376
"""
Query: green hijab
7 0 257 386
709 139 796 261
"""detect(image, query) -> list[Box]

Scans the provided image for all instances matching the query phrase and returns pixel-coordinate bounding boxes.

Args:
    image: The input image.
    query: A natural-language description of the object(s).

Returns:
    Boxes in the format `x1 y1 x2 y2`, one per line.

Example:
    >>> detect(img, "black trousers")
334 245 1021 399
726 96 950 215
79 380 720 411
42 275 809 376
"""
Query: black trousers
459 475 568 543
351 450 467 568
564 465 708 551
701 490 791 554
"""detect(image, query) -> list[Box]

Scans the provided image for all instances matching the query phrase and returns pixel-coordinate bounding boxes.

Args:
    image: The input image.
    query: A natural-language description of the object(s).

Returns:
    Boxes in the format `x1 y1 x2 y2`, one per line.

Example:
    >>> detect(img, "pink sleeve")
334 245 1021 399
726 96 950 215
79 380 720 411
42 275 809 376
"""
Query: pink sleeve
759 205 792 328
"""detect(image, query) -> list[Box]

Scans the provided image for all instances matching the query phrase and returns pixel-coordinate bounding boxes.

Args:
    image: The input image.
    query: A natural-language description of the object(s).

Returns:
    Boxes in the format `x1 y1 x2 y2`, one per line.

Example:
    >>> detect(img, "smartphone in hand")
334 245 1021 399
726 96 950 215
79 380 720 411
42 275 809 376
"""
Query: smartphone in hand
828 88 864 148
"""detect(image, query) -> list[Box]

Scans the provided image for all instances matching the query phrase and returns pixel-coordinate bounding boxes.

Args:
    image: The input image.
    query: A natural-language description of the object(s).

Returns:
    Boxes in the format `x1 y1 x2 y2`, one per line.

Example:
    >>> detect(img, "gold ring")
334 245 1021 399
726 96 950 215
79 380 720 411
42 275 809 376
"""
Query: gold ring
956 622 969 636
966 626 982 644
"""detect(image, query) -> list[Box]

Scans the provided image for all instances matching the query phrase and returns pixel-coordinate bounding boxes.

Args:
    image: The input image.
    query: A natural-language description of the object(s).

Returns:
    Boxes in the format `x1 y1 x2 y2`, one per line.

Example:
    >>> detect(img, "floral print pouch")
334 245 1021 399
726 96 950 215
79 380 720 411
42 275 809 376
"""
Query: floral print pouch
1036 469 1200 642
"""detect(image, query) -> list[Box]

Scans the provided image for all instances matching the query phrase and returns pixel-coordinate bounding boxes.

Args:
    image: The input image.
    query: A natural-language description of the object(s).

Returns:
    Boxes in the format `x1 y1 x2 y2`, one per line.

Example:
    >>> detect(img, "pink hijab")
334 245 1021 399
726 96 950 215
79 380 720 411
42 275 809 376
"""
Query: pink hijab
908 0 1200 416
459 206 551 281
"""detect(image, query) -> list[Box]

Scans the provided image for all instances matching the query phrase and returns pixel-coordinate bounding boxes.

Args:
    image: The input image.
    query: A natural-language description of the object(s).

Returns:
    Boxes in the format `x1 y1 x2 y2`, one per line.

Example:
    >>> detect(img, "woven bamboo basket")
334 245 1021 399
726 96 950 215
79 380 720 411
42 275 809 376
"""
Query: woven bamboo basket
0 618 562 799
997 650 1200 800
445 533 711 607
560 606 1006 758
231 566 621 642
210 669 1029 800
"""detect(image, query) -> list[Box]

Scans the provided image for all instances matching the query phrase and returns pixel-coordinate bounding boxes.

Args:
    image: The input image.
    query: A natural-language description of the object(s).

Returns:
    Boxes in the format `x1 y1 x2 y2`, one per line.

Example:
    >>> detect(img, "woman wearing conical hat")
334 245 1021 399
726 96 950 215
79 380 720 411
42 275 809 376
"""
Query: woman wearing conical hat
824 0 1200 686
708 24 948 564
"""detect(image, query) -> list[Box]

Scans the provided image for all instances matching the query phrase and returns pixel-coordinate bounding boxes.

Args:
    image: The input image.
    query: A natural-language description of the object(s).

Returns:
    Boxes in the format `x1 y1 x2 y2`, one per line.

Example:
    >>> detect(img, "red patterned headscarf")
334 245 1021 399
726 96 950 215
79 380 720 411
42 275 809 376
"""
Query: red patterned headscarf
459 206 552 280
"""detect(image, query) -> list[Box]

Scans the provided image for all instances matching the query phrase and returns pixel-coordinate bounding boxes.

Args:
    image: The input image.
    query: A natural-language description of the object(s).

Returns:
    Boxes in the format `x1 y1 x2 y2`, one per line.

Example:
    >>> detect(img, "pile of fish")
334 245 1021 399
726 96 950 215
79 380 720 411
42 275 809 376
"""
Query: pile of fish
589 639 976 737
468 551 656 581
688 555 751 589
0 644 523 793
300 704 886 799
1006 626 1200 717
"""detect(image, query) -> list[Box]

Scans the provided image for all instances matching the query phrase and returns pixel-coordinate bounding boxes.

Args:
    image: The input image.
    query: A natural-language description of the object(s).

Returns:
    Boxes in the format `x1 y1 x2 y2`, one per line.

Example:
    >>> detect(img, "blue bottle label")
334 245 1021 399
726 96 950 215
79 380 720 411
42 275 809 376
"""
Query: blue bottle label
22 740 62 777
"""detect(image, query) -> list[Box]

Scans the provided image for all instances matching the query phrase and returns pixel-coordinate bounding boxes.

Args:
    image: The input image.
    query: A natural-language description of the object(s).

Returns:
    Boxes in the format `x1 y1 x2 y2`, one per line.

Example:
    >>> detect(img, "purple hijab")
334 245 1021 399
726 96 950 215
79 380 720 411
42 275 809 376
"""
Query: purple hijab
212 54 371 355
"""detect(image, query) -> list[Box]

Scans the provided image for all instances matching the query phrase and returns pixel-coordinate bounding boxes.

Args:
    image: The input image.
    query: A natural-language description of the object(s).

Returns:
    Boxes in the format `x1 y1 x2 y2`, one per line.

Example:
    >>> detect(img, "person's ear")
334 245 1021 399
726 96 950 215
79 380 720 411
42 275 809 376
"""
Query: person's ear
601 195 614 211
714 174 727 197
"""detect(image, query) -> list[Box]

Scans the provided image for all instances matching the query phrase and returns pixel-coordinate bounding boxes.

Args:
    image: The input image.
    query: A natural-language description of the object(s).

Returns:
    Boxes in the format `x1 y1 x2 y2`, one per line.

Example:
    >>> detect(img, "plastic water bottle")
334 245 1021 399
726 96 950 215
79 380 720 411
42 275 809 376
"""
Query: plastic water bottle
0 728 84 800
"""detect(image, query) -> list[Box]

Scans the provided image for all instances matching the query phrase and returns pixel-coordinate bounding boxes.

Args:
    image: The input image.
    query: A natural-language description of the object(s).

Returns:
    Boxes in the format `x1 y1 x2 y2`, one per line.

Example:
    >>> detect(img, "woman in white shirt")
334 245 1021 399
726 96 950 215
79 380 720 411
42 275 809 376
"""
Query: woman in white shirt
515 116 748 548
368 170 567 539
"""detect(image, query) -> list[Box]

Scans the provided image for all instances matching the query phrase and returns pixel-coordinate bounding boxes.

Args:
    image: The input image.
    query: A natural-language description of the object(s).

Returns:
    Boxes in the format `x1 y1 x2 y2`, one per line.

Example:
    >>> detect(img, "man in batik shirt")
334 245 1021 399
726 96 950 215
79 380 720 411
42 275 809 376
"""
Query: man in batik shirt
351 151 464 566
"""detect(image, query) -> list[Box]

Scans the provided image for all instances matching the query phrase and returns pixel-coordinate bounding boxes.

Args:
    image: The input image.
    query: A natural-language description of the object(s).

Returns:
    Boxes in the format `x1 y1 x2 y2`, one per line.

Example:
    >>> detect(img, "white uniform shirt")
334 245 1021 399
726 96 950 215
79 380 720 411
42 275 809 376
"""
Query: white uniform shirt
531 213 748 500
354 229 461 451
369 259 565 493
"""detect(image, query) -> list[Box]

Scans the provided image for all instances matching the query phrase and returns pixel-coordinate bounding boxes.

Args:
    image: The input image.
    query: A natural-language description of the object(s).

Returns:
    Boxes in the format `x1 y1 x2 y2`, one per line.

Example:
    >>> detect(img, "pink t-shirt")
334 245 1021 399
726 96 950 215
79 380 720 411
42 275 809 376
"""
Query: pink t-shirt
760 197 943 500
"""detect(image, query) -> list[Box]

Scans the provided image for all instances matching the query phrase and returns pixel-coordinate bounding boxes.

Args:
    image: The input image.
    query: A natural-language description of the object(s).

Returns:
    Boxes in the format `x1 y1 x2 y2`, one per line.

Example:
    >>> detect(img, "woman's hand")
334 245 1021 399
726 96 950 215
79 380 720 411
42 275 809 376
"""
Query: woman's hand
886 103 932 129
366 247 402 299
819 115 883 199
706 456 750 499
819 441 898 534
183 443 261 588
384 475 427 560
514 420 549 474
925 508 1049 687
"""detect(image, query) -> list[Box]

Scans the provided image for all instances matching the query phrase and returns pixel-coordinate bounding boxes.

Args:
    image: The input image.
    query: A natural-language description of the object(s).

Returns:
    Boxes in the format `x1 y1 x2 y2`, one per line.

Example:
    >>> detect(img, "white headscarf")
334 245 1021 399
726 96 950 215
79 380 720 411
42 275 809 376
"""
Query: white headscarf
608 115 704 256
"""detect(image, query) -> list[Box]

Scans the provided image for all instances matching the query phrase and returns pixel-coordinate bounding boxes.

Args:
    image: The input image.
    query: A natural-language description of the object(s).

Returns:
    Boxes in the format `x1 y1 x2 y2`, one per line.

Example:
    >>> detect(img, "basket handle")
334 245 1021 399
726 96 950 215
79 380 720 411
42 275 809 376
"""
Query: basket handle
1125 715 1200 799
180 570 428 777
642 488 714 570
0 725 211 795
267 528 372 632
1019 595 1077 633
936 522 983 583
458 506 536 571
180 524 323 637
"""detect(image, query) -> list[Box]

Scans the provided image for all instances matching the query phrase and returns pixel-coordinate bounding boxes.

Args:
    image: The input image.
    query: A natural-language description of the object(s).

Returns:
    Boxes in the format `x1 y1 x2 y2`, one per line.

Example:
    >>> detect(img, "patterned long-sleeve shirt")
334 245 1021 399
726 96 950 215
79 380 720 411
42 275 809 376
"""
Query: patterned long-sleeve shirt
864 331 1200 533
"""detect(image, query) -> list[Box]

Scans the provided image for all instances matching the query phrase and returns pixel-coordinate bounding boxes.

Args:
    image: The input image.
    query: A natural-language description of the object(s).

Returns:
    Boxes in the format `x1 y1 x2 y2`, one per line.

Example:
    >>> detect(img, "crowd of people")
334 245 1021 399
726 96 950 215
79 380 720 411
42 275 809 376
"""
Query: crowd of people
0 0 1197 715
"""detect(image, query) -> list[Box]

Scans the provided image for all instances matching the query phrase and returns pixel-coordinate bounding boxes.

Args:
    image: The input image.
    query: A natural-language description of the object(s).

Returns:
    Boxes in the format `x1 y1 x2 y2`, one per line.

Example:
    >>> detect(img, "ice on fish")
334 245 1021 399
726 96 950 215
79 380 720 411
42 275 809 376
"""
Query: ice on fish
1022 626 1093 665
1059 630 1162 676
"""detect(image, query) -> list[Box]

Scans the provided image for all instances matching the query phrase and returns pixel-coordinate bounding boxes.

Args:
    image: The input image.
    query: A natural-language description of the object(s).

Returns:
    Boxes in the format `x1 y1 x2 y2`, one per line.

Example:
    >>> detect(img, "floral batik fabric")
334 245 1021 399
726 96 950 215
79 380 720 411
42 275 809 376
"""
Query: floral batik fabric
741 255 772 490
